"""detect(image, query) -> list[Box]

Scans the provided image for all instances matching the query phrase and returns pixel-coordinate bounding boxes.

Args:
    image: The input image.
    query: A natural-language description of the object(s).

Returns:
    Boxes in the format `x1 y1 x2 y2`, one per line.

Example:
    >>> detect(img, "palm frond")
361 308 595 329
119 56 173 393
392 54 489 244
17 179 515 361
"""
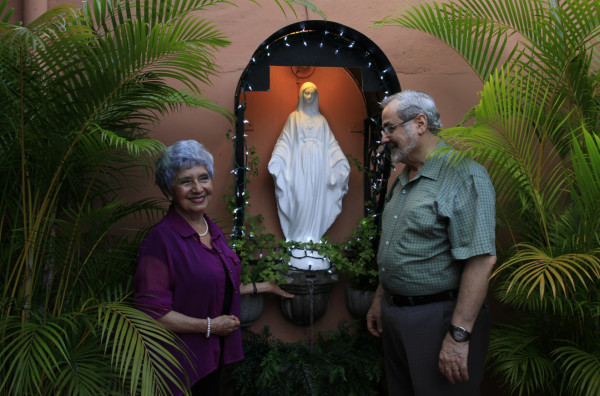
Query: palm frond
554 346 600 396
0 316 69 394
98 302 190 396
441 67 571 250
53 326 122 396
488 322 557 396
0 0 318 393
492 242 600 300
278 0 326 19
570 127 600 218
0 0 14 23
373 1 517 82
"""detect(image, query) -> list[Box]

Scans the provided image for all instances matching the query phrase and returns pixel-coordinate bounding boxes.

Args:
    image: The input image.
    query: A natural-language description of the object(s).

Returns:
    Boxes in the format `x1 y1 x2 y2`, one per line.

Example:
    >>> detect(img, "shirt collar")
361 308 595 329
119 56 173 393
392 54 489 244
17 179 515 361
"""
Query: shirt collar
165 206 216 239
407 140 450 182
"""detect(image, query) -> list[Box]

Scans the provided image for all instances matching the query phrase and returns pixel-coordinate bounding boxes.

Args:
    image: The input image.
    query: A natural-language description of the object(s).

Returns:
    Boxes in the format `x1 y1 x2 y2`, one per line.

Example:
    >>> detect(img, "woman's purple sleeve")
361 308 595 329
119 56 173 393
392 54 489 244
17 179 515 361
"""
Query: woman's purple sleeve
133 232 173 319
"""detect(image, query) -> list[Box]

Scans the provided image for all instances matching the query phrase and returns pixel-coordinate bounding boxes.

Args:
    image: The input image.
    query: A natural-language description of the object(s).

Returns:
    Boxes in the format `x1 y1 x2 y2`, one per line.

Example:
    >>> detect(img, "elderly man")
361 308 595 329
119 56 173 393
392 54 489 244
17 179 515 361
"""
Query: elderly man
366 90 496 395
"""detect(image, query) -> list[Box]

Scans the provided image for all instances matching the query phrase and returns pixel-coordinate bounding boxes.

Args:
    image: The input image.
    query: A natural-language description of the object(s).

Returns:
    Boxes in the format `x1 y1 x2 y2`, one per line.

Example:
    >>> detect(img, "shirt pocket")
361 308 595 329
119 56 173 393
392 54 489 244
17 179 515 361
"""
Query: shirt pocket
224 250 242 287
400 197 445 239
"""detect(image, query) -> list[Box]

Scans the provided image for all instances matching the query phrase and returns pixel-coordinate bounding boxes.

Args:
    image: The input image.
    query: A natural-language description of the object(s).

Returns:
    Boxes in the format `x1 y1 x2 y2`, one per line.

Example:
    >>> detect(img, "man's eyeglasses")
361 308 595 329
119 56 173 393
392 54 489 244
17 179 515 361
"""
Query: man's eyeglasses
381 115 418 136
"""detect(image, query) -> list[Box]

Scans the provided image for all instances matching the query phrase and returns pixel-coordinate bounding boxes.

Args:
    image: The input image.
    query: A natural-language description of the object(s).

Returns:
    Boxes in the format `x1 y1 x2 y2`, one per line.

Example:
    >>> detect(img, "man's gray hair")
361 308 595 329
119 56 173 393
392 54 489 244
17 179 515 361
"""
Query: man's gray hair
381 90 442 134
155 140 214 198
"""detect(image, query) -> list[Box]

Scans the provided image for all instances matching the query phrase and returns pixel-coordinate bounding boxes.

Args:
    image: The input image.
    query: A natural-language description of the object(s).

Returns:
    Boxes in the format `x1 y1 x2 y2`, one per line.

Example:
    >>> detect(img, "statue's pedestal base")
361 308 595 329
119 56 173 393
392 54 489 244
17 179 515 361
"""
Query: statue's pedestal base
279 268 338 326
288 248 330 270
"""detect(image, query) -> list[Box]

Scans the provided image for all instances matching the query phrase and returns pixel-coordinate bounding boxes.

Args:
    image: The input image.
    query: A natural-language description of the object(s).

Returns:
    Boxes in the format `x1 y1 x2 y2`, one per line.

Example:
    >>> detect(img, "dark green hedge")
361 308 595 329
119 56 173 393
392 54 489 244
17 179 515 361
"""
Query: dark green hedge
228 320 387 396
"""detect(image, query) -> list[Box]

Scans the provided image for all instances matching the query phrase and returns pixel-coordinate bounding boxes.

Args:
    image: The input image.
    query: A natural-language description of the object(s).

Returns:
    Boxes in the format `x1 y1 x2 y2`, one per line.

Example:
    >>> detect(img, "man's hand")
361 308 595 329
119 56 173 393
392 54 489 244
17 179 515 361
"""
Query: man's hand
366 284 384 337
439 254 495 383
439 332 470 384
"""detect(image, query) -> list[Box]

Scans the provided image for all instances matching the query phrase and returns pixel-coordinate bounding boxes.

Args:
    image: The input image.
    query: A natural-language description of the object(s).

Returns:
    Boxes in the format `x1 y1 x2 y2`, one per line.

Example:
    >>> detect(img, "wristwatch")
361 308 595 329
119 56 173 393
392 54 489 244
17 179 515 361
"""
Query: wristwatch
448 324 471 342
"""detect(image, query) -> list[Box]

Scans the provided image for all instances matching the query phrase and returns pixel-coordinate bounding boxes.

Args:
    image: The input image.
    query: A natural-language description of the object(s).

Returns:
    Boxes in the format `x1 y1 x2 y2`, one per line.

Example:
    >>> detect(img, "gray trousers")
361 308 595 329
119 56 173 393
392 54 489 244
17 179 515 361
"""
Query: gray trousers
381 299 490 396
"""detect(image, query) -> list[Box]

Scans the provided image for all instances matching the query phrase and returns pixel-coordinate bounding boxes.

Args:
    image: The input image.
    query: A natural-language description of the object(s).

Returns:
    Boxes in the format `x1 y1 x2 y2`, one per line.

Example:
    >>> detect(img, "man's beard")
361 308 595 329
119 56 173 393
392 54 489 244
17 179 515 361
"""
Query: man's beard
390 128 418 163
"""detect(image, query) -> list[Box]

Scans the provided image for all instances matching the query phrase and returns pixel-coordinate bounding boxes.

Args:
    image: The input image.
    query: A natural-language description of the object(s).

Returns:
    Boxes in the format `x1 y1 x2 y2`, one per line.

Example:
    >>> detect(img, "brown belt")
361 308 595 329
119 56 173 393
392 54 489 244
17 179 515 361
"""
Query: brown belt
385 290 458 307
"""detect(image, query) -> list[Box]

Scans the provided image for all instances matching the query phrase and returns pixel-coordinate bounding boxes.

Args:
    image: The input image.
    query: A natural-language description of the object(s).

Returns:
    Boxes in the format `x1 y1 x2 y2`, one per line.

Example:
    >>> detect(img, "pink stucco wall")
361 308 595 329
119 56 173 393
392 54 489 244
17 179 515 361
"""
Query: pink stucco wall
5 0 483 339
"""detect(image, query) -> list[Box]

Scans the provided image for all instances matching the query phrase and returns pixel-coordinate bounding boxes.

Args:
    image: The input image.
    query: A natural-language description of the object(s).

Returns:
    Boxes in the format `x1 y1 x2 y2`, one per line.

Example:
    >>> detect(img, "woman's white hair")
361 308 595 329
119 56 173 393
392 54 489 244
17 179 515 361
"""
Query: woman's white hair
154 140 214 198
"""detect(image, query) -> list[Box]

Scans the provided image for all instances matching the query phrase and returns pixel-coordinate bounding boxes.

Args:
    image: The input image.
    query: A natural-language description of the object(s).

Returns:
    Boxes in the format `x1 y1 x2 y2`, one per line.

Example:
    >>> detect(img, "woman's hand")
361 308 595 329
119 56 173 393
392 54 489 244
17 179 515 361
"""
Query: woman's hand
210 315 241 337
240 281 294 298
266 282 294 298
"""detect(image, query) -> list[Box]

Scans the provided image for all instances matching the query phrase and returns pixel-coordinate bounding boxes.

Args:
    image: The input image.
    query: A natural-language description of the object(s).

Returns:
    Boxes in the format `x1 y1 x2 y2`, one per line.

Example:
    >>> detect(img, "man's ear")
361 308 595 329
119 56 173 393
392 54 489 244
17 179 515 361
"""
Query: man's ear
414 113 428 134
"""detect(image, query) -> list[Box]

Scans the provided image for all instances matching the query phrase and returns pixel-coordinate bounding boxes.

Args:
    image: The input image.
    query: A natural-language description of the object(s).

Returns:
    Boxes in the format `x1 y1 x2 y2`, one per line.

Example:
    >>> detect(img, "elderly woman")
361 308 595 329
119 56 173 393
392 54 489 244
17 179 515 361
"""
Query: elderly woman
133 140 292 396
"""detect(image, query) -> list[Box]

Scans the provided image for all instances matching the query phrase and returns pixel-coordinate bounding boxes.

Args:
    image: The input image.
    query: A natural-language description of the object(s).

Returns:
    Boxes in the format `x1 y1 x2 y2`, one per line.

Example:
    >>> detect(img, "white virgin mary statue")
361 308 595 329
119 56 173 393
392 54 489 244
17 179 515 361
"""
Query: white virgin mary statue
268 82 350 270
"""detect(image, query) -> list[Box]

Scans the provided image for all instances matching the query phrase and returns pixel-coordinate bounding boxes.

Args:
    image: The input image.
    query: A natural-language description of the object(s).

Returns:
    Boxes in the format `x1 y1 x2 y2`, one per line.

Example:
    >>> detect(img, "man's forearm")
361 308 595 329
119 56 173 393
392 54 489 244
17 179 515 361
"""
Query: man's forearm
450 254 496 332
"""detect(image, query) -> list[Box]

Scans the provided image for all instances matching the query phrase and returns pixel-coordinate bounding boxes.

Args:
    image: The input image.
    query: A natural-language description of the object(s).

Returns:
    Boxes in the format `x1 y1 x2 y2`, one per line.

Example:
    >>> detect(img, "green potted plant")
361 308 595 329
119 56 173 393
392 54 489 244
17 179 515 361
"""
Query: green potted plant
337 215 379 318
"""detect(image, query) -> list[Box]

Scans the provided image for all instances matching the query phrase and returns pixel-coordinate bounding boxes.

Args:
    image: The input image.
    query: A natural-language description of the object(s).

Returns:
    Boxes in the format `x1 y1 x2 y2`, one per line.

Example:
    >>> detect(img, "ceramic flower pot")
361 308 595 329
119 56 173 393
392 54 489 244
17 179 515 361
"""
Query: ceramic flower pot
240 293 265 328
278 268 338 326
344 283 375 318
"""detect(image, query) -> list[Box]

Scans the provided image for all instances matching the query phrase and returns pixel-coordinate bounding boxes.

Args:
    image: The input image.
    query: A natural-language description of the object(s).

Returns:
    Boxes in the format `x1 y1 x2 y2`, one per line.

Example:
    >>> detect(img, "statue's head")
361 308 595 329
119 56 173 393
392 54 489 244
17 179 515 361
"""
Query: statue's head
297 82 319 113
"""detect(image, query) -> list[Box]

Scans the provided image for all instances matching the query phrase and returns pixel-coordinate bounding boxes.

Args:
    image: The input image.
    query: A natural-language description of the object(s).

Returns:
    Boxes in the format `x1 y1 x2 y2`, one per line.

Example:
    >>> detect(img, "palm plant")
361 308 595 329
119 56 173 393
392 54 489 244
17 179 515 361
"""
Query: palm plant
375 1 600 394
0 0 320 394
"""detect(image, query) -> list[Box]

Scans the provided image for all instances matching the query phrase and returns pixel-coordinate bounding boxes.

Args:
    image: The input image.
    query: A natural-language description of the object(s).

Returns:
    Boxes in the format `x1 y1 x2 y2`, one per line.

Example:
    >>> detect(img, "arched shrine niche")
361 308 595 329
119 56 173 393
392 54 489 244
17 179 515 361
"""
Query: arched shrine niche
233 20 401 243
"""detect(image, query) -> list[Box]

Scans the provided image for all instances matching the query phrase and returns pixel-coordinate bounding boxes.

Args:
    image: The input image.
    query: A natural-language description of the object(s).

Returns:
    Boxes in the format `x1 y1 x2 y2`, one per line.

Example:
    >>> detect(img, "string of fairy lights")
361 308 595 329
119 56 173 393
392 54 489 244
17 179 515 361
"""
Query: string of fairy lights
230 24 398 246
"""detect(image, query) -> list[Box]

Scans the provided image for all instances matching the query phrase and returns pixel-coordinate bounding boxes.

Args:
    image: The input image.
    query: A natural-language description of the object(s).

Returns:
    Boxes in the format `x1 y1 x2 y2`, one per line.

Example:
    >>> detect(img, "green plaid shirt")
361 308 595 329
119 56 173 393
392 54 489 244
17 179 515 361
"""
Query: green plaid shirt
378 142 496 296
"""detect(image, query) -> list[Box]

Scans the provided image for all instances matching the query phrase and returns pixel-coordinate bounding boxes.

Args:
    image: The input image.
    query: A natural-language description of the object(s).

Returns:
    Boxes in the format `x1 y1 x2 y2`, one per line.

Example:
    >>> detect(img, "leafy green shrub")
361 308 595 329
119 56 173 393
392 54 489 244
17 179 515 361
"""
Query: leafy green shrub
336 215 379 291
229 321 387 396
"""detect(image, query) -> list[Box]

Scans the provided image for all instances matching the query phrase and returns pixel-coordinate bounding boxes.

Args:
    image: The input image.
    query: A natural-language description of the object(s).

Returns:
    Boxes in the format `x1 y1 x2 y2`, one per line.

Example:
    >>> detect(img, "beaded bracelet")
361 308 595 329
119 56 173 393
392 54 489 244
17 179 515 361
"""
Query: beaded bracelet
206 317 211 338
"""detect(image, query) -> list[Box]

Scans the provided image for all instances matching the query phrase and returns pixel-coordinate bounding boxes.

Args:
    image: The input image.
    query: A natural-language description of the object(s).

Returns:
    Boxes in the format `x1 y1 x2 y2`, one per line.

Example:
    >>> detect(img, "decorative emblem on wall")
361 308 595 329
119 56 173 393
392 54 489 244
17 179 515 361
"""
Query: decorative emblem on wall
290 65 315 78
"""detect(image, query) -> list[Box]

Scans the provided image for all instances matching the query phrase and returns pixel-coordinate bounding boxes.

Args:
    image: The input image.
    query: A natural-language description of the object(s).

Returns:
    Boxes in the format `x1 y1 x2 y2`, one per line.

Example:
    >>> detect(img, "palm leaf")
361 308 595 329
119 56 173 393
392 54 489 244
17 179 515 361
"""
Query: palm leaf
488 322 557 396
373 1 516 82
492 242 600 299
0 0 14 23
554 346 600 396
97 302 192 396
53 326 122 396
375 0 600 142
441 67 571 250
0 316 70 394
570 128 600 219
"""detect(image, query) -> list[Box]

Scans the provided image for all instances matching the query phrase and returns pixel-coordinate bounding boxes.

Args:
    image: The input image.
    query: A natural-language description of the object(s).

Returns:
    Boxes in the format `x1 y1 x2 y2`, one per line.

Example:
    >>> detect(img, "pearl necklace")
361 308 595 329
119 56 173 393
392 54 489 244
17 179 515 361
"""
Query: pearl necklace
198 217 209 237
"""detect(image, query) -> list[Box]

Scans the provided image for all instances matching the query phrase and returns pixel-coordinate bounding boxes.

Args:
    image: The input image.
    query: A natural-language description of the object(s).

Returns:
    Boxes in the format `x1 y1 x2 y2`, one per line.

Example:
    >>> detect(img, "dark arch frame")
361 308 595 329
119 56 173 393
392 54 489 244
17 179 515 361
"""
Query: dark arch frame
232 20 401 237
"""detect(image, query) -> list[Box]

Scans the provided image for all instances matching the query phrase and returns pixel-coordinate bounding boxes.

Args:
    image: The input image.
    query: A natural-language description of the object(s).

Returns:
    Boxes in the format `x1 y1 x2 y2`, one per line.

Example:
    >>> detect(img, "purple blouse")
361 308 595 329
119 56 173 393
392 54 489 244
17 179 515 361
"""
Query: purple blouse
133 207 243 394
